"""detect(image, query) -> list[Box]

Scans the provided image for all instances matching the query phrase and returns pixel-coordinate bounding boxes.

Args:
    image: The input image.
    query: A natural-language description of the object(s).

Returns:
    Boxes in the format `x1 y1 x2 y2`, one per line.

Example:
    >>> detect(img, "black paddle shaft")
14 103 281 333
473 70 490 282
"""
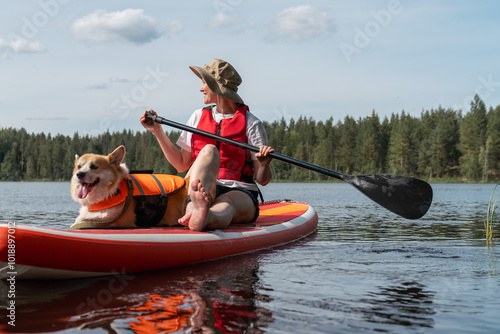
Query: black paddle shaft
145 112 433 219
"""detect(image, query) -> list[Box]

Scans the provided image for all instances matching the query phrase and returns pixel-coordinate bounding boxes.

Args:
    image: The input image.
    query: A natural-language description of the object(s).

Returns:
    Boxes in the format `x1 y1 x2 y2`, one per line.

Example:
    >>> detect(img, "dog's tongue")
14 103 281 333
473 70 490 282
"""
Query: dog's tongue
78 184 89 199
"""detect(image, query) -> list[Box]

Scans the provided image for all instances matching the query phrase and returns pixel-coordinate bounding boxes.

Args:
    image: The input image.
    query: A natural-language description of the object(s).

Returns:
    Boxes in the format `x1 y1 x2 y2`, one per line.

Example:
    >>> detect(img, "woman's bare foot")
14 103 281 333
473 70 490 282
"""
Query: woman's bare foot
178 178 211 231
178 208 192 227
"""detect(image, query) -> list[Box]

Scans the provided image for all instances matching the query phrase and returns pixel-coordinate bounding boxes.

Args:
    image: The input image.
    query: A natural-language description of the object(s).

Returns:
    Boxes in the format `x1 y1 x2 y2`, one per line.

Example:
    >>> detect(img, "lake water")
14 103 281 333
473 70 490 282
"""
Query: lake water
1 182 499 333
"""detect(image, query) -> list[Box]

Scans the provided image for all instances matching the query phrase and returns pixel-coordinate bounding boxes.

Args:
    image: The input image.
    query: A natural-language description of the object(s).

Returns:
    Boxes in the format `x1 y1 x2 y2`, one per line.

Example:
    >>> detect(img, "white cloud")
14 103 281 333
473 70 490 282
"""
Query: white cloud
268 5 337 43
167 20 184 34
87 76 132 90
207 13 253 34
109 76 131 83
0 38 46 57
70 9 162 45
86 83 110 90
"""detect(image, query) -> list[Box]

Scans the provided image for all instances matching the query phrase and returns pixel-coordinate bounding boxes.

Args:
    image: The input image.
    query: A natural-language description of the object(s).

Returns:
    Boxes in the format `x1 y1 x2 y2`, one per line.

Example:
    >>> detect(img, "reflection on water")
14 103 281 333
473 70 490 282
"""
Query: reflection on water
361 281 435 330
1 182 500 333
0 253 273 333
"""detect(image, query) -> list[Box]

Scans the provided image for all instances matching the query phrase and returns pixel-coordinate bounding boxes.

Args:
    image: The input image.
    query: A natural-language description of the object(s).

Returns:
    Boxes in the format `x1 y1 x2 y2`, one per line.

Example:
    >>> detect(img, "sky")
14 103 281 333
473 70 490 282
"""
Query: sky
1 0 500 137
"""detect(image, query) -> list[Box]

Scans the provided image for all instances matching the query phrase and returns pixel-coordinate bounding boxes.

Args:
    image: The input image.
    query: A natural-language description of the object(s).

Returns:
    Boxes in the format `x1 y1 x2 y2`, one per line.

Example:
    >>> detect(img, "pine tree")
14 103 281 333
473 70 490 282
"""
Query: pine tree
420 107 460 178
335 116 357 174
459 94 488 180
356 110 383 173
312 118 334 180
387 112 422 175
486 105 500 179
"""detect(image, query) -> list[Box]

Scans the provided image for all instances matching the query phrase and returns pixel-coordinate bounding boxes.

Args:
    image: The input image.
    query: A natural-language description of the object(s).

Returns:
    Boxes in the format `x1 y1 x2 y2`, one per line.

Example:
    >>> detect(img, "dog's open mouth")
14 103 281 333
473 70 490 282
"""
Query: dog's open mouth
77 178 100 199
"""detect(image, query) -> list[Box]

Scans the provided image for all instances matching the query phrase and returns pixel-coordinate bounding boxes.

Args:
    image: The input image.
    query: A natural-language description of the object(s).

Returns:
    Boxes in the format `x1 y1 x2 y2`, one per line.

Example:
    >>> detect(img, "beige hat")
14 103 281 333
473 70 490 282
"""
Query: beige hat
189 58 244 104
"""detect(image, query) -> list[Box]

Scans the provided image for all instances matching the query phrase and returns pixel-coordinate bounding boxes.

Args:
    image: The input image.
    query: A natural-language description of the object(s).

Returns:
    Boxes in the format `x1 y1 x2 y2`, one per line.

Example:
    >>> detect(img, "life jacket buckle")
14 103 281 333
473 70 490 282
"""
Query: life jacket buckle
159 194 169 209
138 196 147 210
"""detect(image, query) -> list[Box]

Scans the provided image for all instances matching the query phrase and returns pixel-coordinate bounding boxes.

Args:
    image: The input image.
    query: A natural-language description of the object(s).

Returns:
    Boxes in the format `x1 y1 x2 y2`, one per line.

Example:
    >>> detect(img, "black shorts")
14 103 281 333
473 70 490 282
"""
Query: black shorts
216 185 260 222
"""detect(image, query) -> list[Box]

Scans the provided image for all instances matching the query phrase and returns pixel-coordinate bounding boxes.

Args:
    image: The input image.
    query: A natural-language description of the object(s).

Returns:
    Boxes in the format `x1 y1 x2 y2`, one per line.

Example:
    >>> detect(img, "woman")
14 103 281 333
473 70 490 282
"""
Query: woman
140 58 274 231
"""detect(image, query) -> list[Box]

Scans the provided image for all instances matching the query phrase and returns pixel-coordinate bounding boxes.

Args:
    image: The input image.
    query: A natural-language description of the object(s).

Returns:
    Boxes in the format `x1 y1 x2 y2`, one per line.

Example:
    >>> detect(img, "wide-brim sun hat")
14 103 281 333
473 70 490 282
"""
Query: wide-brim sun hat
189 58 244 104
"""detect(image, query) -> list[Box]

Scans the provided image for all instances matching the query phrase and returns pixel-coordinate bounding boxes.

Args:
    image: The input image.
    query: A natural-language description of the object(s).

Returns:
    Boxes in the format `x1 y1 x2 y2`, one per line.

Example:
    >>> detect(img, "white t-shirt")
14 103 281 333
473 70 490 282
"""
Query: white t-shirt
176 105 268 191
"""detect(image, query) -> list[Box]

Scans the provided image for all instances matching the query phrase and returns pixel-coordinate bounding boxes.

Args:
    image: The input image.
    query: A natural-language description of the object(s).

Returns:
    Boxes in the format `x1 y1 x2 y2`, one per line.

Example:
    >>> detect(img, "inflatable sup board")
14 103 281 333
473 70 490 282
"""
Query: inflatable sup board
1 200 317 280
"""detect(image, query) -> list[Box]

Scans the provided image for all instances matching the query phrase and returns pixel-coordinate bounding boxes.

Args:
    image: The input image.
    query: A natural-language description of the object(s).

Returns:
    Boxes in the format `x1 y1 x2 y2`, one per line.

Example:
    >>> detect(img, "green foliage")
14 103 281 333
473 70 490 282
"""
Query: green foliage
485 184 499 245
356 111 384 174
418 107 461 178
0 128 181 181
459 94 488 181
1 95 500 182
486 105 500 179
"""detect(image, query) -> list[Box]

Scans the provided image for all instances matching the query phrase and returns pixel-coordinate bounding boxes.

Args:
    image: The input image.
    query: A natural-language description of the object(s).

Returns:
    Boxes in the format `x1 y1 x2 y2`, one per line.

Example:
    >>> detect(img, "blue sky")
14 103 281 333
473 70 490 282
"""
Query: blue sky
1 0 500 136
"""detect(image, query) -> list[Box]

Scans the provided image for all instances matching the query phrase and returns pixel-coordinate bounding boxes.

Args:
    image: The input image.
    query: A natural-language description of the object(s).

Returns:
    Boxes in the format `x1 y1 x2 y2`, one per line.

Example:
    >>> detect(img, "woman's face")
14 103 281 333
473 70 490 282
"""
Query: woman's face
200 81 217 105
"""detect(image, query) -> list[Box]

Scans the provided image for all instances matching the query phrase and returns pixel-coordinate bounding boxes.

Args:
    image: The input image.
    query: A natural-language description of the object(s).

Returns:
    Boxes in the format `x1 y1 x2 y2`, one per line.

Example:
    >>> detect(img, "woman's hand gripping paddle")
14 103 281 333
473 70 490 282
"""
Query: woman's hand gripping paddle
145 111 433 219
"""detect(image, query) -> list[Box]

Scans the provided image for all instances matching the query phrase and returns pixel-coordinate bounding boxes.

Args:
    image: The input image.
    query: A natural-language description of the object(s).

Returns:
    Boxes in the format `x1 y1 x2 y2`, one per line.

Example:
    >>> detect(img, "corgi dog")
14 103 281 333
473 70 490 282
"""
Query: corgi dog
70 146 187 230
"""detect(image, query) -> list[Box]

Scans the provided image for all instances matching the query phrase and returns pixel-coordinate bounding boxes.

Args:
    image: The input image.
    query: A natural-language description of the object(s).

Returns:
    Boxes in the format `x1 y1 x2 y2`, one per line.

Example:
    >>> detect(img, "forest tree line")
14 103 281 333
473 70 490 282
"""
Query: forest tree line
1 95 499 182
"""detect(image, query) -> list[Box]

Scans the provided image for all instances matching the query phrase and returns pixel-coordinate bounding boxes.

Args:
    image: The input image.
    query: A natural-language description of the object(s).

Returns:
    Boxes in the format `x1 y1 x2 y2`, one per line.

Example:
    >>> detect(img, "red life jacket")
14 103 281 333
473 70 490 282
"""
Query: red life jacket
191 105 254 182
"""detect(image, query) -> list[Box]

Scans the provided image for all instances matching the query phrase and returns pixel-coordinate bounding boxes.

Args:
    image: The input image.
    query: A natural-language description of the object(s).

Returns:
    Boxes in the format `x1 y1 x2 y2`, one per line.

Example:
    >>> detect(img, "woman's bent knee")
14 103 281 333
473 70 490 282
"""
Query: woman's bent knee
197 145 220 167
199 144 217 154
198 144 219 160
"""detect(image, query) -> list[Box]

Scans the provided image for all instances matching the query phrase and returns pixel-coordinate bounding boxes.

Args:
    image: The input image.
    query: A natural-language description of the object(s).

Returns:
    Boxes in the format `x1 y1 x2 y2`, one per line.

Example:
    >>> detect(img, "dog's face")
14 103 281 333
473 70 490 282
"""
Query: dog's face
71 146 127 205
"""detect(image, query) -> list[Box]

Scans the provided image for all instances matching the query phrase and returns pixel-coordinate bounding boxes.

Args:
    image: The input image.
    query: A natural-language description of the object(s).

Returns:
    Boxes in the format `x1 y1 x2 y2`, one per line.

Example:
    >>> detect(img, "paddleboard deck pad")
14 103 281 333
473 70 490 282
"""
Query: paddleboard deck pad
1 200 317 280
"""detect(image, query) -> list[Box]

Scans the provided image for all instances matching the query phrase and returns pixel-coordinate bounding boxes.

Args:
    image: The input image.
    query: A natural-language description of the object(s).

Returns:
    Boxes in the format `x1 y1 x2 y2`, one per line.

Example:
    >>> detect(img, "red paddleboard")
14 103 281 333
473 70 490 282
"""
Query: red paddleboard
0 200 317 280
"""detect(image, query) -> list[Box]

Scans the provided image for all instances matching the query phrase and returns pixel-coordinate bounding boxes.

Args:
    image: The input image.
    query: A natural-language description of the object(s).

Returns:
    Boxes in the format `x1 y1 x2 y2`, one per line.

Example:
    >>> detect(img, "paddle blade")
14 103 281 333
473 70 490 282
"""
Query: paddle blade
342 174 433 219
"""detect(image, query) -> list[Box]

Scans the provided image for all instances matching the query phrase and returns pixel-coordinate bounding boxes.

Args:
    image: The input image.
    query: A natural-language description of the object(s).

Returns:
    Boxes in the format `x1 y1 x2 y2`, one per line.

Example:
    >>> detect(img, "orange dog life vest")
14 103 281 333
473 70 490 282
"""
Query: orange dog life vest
89 173 185 227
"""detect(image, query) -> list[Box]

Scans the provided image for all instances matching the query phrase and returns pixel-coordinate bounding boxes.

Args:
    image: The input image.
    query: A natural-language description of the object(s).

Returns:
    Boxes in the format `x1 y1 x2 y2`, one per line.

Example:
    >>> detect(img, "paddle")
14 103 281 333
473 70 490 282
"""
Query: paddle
145 111 433 219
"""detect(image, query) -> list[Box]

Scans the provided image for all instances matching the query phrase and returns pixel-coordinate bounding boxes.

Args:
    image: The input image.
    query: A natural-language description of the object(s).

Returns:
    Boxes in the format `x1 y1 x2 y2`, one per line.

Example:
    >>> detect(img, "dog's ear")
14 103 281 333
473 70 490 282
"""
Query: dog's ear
108 146 126 165
75 154 80 161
